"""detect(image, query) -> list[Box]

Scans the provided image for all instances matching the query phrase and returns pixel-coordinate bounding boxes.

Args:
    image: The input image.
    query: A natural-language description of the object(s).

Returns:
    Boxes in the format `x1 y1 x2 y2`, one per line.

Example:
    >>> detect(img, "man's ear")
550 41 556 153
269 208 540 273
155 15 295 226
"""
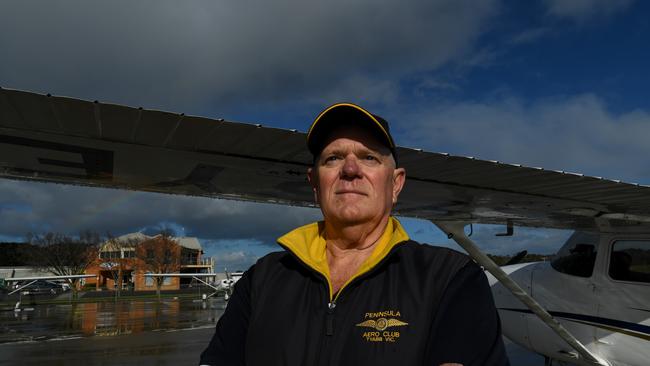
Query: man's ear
392 167 406 204
307 167 319 204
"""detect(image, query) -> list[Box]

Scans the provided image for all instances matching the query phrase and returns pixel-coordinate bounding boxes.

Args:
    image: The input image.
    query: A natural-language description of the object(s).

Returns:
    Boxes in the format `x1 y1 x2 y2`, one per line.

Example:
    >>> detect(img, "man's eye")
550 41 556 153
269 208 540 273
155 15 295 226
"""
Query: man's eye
325 156 339 162
364 155 377 161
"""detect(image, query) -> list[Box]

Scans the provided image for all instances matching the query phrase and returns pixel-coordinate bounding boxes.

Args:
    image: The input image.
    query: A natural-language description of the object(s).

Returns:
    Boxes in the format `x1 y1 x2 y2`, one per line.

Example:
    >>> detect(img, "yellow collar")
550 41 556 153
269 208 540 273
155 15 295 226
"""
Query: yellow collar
277 217 409 301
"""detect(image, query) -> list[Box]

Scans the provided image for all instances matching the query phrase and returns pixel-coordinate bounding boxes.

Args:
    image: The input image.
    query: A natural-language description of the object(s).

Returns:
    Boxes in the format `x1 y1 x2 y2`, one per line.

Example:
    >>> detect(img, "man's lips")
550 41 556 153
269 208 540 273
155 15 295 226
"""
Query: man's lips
335 190 367 196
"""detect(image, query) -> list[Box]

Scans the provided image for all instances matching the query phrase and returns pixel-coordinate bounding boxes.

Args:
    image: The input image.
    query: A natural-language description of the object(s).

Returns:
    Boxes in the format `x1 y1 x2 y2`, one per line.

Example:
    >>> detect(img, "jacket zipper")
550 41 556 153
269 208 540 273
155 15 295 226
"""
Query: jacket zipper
315 276 334 366
318 244 406 365
326 301 336 336
278 241 406 366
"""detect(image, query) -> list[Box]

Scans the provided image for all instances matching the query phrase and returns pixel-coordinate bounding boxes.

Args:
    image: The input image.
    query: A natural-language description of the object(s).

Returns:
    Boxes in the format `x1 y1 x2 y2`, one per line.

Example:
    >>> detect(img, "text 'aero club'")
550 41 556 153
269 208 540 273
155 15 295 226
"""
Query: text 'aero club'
1 87 649 366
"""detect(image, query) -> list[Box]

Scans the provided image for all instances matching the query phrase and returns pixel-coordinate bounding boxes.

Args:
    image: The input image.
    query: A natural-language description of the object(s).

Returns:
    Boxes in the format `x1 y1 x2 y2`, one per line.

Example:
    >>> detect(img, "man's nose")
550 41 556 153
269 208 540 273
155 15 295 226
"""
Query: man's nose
341 155 361 178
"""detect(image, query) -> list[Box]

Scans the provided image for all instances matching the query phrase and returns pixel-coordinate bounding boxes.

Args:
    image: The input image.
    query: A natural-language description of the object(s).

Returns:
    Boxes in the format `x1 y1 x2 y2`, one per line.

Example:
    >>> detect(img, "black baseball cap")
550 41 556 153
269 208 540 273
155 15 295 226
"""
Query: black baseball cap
307 103 397 163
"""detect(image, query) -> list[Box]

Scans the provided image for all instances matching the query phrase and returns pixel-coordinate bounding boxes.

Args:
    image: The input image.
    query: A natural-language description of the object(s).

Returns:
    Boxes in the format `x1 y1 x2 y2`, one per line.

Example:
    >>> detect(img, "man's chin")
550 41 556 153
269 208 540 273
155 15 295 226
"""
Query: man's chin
327 211 378 227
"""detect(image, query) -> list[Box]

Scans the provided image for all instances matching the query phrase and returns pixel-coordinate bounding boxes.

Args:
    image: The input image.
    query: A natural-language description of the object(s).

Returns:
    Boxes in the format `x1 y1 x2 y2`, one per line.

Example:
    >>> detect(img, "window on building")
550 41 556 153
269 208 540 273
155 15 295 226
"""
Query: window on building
145 272 153 286
146 249 154 260
100 251 121 259
163 249 172 264
551 231 599 278
609 240 650 283
123 250 135 259
163 276 172 285
181 248 197 265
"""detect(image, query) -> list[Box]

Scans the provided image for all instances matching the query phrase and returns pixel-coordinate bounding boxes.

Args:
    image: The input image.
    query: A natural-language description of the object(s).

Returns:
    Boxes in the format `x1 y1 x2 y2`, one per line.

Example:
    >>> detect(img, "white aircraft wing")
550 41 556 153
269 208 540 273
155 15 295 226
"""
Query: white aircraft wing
142 273 223 295
144 273 218 277
2 87 650 231
2 274 96 296
2 274 95 282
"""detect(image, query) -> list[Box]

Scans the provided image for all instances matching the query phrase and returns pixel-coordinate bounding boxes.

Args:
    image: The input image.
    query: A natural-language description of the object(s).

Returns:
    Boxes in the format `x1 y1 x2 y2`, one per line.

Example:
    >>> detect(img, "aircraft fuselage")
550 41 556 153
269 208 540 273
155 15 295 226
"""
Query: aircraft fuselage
489 231 650 366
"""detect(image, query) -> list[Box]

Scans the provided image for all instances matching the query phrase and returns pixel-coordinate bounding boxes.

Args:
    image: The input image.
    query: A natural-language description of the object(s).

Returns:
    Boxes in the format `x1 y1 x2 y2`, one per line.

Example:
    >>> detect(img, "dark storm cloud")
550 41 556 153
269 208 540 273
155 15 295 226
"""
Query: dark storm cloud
0 0 500 250
0 179 321 243
0 0 498 112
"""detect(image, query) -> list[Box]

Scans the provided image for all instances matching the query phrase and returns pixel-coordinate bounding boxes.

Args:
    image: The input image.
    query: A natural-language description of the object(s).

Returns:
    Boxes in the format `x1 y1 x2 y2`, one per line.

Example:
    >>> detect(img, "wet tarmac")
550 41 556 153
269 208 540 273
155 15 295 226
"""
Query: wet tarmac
1 297 224 344
0 297 547 365
0 297 224 365
0 326 215 366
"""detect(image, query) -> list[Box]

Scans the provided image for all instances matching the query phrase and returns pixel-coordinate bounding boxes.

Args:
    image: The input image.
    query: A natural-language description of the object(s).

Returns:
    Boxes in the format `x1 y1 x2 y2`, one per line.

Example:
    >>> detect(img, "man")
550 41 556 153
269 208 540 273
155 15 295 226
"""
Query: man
200 103 509 366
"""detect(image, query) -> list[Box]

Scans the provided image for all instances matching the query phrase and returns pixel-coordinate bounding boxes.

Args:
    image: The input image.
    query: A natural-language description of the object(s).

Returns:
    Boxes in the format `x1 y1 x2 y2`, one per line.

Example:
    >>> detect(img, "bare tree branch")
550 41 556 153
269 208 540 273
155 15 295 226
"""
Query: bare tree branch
27 231 100 299
137 233 181 297
98 234 140 299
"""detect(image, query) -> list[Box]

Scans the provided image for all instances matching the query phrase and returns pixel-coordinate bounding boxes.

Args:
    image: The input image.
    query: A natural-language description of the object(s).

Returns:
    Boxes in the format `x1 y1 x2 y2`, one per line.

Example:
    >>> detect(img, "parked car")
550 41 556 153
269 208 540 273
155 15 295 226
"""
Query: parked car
16 280 69 295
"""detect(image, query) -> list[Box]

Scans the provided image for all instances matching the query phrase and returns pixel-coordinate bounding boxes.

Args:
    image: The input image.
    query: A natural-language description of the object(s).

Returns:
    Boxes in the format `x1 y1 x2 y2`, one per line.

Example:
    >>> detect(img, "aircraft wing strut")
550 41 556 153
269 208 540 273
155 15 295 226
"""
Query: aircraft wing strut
144 273 222 298
4 274 96 295
436 221 610 366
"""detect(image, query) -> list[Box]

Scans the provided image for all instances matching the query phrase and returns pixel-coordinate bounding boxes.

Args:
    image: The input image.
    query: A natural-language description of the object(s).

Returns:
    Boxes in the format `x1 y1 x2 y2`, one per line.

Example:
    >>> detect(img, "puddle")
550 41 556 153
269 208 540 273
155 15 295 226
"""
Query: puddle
0 298 225 344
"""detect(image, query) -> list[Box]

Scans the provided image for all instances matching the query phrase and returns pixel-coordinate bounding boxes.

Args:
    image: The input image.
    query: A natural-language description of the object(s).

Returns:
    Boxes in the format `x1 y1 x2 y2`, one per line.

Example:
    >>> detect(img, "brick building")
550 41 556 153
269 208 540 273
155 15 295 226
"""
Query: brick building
85 233 213 291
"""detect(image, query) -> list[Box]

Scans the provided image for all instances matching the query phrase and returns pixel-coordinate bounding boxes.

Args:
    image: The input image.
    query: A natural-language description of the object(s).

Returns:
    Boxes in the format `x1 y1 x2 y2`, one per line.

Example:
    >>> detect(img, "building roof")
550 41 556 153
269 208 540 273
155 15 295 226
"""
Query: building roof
115 232 149 243
175 237 201 251
101 233 202 251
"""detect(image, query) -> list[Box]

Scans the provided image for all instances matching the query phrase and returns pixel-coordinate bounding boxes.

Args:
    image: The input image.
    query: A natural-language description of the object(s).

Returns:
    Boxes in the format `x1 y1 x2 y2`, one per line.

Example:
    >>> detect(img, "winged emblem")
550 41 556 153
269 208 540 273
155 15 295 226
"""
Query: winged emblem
355 317 408 331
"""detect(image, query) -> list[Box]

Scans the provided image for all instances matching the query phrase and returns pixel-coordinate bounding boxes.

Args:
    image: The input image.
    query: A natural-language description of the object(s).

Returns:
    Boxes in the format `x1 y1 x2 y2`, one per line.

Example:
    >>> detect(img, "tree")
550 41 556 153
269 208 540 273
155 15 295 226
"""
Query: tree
137 233 181 297
27 231 99 300
98 234 139 300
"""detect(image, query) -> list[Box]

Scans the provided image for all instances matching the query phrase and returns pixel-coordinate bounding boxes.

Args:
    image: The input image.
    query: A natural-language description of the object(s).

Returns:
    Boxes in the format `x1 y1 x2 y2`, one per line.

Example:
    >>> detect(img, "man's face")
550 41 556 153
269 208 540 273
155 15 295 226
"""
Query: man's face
307 125 405 227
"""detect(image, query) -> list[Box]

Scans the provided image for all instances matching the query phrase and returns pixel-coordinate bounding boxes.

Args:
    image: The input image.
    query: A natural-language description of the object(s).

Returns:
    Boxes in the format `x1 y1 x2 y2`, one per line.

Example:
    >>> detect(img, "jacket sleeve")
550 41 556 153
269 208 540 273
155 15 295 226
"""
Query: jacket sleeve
199 267 253 366
426 263 510 366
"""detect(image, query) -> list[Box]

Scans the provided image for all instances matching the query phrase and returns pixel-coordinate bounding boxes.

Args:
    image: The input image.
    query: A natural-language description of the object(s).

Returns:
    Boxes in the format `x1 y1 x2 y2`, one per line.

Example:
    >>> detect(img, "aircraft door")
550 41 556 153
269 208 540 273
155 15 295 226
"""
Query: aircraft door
595 238 650 366
490 263 536 351
527 232 599 361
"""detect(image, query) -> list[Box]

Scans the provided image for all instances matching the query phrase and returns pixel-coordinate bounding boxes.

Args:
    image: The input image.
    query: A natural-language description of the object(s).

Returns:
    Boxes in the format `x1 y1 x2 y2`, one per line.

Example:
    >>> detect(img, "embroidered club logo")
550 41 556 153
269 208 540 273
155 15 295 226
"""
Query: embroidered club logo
356 310 408 342
356 318 408 331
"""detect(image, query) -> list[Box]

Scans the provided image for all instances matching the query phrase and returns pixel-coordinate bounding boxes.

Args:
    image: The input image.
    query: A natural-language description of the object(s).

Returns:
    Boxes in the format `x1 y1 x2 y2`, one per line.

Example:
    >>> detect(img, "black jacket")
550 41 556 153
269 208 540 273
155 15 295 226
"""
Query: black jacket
201 218 509 366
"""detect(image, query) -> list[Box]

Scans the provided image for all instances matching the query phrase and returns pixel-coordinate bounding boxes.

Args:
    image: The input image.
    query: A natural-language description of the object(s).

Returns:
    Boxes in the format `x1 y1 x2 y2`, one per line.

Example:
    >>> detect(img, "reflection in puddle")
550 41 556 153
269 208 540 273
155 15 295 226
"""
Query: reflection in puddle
0 298 225 343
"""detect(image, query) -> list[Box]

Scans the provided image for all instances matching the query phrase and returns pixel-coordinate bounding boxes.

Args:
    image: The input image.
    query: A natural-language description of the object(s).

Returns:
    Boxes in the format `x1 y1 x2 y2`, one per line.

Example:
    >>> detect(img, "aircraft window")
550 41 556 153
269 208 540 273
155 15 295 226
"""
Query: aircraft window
551 231 598 277
609 240 650 283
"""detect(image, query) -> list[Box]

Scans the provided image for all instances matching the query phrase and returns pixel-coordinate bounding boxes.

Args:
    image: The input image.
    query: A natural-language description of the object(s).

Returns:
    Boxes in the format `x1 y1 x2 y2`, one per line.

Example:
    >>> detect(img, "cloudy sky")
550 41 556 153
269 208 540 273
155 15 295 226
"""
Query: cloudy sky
1 0 647 269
